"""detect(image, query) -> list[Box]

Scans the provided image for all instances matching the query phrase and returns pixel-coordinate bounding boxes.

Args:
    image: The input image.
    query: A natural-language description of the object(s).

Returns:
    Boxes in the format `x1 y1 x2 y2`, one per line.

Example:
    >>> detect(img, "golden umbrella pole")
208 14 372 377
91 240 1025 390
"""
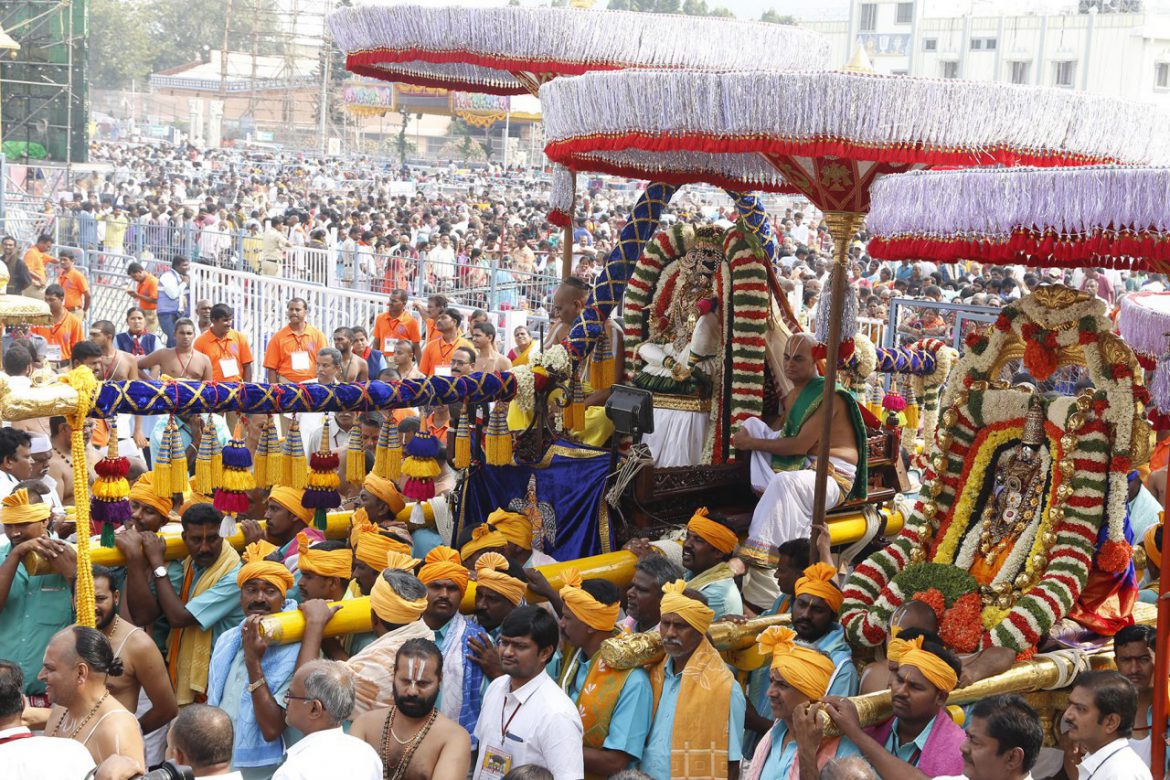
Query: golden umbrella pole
562 172 576 280
808 211 866 550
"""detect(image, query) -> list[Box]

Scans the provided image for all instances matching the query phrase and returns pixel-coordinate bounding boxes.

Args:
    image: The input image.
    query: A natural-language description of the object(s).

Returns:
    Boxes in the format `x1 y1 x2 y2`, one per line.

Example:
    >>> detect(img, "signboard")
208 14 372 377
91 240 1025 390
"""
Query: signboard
857 33 911 57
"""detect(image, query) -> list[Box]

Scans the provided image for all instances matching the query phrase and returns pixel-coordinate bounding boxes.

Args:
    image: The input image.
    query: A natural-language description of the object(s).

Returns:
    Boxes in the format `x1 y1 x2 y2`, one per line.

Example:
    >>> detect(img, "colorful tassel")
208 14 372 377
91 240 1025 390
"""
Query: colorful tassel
373 416 391 477
168 420 188 496
194 424 215 495
454 413 471 470
152 417 174 498
253 419 272 488
303 419 341 530
401 431 442 501
282 418 307 489
589 335 615 392
485 403 513 466
567 375 586 433
385 424 403 482
346 423 366 484
90 419 131 547
214 429 255 536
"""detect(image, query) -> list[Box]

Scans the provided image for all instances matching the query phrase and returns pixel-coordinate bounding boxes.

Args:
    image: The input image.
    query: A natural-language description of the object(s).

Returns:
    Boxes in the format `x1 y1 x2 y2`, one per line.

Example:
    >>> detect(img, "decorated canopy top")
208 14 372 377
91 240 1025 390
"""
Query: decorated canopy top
865 165 1170 272
540 69 1170 212
326 4 832 95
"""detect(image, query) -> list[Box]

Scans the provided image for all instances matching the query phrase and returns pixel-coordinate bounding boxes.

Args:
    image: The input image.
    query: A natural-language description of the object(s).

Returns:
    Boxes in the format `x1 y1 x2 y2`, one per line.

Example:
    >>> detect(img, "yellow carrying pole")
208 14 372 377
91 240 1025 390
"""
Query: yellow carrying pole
259 550 638 644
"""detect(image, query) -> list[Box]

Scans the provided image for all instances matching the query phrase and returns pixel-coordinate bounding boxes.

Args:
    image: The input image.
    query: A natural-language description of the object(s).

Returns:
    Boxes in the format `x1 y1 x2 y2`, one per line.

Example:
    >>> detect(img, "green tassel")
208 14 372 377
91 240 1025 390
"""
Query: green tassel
314 507 328 531
100 521 116 549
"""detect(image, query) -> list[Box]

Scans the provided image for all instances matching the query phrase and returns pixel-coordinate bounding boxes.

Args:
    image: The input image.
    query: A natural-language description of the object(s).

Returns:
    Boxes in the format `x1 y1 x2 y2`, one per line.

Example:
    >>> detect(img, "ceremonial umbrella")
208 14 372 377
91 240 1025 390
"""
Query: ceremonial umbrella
865 163 1170 779
326 2 827 275
540 60 1170 541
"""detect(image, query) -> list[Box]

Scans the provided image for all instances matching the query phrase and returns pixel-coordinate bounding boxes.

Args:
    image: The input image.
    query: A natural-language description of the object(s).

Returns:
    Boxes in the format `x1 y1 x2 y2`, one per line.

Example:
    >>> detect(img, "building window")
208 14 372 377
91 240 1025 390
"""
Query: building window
1054 60 1076 88
941 61 959 79
1157 62 1170 89
895 2 914 24
970 37 998 51
1010 61 1031 84
923 38 938 51
859 3 878 32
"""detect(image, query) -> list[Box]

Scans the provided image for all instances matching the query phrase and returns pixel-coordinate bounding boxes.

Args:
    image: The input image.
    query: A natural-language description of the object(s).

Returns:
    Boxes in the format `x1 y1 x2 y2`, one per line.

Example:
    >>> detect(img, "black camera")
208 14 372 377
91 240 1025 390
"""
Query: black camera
141 762 195 780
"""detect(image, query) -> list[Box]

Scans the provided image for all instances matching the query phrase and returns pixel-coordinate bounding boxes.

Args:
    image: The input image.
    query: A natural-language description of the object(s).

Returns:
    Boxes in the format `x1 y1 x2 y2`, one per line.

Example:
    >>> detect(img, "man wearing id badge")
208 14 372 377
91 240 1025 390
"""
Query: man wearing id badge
372 289 421 362
419 308 473 379
472 606 583 780
264 298 328 385
194 304 254 383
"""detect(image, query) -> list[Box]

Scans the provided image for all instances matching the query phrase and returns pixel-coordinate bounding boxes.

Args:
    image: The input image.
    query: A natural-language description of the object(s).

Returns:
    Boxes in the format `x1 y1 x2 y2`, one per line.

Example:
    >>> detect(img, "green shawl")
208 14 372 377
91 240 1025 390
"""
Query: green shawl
770 377 869 502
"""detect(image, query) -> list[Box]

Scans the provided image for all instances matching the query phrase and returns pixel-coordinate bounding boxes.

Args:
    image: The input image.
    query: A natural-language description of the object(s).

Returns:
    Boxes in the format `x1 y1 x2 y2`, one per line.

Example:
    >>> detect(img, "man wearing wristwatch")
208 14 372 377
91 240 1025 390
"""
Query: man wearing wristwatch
119 503 244 706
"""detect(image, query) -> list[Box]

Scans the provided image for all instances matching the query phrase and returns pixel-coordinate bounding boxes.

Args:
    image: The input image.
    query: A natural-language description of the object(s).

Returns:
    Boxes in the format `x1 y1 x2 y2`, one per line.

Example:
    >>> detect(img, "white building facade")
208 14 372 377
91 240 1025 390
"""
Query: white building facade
804 3 1170 105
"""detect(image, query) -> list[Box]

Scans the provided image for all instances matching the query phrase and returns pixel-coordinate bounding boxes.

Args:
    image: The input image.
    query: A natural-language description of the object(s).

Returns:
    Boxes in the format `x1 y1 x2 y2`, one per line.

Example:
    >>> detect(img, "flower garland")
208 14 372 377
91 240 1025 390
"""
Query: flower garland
841 286 1145 654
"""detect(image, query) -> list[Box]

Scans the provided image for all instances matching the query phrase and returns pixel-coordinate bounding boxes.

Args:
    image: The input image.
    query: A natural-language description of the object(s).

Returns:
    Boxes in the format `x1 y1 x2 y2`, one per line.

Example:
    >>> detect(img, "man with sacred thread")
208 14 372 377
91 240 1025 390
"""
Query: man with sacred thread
731 332 868 605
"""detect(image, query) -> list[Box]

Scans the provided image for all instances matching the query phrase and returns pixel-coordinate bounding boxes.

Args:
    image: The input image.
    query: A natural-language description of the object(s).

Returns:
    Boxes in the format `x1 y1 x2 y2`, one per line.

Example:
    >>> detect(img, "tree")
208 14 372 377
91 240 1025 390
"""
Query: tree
88 0 154 89
760 8 797 24
144 0 285 75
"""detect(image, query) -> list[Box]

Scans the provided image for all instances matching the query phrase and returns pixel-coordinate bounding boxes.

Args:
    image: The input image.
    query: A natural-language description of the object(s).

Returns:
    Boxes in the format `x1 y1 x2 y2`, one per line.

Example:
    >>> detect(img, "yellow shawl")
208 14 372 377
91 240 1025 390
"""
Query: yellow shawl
167 542 241 705
686 561 736 592
649 637 734 780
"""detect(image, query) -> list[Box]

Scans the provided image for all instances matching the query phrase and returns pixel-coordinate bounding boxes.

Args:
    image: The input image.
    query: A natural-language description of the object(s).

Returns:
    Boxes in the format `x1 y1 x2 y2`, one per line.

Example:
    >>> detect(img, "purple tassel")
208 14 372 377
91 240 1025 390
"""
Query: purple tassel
90 498 133 526
403 431 443 460
301 487 341 509
221 442 252 469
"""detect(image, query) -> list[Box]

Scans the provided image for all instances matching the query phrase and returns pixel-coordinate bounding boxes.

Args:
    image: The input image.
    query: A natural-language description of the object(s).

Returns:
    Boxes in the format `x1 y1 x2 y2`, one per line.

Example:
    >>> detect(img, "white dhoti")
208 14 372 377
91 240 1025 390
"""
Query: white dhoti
738 417 855 568
643 408 709 467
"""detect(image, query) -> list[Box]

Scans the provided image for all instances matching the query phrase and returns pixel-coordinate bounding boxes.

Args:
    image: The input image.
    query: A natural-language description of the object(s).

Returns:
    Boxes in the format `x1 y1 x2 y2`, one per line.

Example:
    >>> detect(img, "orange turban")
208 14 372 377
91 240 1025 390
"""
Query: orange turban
418 546 469 593
888 635 958 694
795 562 843 613
1144 521 1162 570
129 473 173 518
659 579 714 634
363 473 406 515
1 488 49 525
756 626 836 701
296 532 352 579
179 476 212 516
487 509 533 550
559 567 620 632
269 486 313 526
474 552 526 605
384 550 421 571
369 572 428 624
352 516 412 570
686 508 738 555
236 540 294 596
460 524 508 561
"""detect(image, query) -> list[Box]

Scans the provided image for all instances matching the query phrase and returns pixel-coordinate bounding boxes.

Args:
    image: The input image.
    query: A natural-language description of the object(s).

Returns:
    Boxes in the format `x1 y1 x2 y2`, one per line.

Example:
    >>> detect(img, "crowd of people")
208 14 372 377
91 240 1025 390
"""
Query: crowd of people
0 142 1164 780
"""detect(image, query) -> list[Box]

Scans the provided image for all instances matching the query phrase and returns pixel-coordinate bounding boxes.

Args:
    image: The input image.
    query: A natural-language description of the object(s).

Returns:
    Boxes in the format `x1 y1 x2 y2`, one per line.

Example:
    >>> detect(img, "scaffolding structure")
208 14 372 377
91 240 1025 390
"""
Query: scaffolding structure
0 0 87 165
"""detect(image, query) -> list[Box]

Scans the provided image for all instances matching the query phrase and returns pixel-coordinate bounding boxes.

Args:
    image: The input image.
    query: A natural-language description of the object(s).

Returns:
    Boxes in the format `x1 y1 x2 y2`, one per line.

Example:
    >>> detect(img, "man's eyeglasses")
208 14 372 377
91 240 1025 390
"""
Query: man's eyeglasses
283 691 316 706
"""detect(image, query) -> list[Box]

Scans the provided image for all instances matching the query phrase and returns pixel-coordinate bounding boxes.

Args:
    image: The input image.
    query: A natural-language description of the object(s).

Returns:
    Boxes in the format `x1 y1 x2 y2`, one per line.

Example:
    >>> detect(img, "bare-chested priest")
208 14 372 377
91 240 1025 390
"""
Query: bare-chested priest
350 637 470 780
90 320 148 454
730 332 868 605
137 318 212 381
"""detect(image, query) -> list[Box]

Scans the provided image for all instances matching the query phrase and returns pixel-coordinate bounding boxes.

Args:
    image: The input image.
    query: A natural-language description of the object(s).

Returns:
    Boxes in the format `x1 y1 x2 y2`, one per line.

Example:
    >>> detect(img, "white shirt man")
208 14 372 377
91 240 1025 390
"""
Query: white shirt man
273 727 381 780
1076 738 1151 780
0 725 96 778
473 663 583 780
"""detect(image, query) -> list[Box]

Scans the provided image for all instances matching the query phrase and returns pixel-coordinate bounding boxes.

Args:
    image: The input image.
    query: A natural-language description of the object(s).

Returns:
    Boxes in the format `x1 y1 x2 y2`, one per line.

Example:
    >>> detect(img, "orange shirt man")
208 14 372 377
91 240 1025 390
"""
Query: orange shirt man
23 235 53 293
371 290 421 359
418 308 472 377
263 297 328 383
194 303 254 382
56 254 91 313
32 284 84 363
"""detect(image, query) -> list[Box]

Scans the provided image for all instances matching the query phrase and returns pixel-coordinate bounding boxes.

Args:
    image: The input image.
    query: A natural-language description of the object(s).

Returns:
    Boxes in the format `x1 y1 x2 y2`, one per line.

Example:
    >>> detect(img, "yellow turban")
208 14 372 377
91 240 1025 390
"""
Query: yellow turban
418 546 469 593
888 635 958 694
1 488 50 525
129 473 173 518
460 524 508 561
369 572 428 624
559 567 620 632
487 509 533 550
659 579 715 634
1144 521 1162 570
352 517 412 570
686 508 738 555
296 532 352 579
384 550 421 571
236 540 295 596
474 552 526 605
756 626 836 701
179 480 212 517
269 486 313 526
795 562 844 613
363 473 406 515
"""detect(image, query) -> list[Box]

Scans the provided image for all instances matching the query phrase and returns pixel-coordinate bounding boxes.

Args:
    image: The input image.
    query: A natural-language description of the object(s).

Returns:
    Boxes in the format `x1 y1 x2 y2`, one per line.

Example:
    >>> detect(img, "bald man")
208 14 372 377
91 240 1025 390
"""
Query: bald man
731 332 868 602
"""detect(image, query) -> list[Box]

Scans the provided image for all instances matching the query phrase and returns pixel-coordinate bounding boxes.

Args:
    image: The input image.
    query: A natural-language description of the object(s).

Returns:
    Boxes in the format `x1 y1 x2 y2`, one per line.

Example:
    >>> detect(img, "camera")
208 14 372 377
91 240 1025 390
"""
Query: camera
141 762 195 780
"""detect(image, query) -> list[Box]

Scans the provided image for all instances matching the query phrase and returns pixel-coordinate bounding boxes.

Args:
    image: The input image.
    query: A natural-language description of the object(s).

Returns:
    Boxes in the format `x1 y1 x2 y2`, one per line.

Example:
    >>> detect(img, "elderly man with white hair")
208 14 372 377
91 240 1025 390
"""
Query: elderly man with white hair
273 660 381 780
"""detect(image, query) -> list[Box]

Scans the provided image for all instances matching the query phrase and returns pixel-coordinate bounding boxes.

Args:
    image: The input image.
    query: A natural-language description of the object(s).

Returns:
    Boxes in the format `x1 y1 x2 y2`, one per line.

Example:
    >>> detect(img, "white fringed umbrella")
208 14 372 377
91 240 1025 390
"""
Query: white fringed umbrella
538 62 1170 542
327 3 830 272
